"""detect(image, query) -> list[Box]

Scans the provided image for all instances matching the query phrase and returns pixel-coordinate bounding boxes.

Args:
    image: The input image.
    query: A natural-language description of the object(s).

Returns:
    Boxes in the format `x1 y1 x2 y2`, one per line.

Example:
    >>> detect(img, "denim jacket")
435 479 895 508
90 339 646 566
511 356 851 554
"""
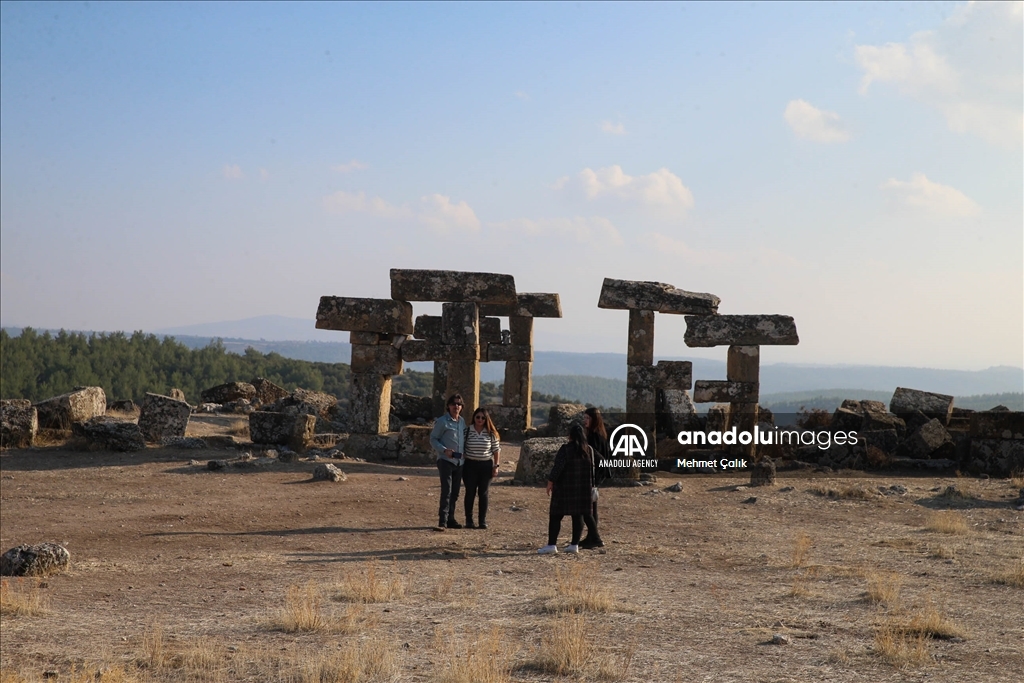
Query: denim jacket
430 414 466 465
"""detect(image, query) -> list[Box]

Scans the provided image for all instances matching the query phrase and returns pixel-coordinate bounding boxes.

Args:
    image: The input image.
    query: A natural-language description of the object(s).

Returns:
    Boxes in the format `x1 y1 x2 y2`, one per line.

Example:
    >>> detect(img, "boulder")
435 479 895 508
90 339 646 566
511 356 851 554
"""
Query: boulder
312 463 347 482
514 437 565 485
544 404 587 437
831 407 863 432
77 416 146 452
265 388 337 420
598 278 719 315
397 425 435 464
169 388 188 403
684 315 799 347
0 543 71 576
749 457 776 487
390 393 434 421
201 382 256 405
1 399 37 449
248 412 316 451
138 393 191 442
34 386 106 428
390 268 518 305
889 387 954 424
901 419 952 459
250 377 289 407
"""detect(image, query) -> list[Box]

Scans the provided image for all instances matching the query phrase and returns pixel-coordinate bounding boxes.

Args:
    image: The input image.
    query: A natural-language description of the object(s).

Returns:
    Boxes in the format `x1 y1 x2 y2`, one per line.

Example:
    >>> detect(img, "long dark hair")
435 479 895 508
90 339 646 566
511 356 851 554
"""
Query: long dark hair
584 407 607 440
471 408 498 436
569 424 593 463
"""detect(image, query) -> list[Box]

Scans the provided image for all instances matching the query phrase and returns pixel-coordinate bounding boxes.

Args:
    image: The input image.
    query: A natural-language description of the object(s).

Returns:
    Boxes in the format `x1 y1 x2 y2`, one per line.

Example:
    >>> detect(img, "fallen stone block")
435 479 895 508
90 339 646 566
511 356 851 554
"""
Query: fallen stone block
248 412 316 451
901 419 952 459
486 344 532 362
0 542 70 577
250 377 290 406
598 278 720 315
841 399 887 415
544 404 587 438
684 315 799 347
479 292 563 318
312 463 347 482
831 407 863 432
390 393 434 421
138 393 191 442
889 387 954 424
862 410 906 434
1 399 37 449
350 343 403 375
750 457 776 487
655 361 692 391
396 425 435 465
967 439 1024 477
315 296 414 334
413 315 442 340
77 416 146 452
201 382 256 405
161 436 207 449
34 386 106 428
514 437 565 485
483 404 528 434
265 389 338 420
390 269 517 305
693 381 758 404
401 340 478 362
859 429 899 454
969 411 1024 439
344 432 401 460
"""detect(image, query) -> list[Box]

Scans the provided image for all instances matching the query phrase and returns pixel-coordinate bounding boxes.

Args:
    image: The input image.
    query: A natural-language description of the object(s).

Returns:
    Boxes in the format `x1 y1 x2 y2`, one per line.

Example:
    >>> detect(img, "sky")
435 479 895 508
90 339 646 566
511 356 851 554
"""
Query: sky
1 1 1021 371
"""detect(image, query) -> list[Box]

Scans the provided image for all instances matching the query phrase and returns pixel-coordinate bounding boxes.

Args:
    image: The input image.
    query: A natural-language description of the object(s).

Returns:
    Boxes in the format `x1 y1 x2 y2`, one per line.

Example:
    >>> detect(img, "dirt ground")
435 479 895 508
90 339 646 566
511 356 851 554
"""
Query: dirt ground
1 417 1022 682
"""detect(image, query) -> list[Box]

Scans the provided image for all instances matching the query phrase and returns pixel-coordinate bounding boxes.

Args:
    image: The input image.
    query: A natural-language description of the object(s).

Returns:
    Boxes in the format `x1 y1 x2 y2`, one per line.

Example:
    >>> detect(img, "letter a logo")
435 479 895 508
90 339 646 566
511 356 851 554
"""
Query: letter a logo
609 424 648 458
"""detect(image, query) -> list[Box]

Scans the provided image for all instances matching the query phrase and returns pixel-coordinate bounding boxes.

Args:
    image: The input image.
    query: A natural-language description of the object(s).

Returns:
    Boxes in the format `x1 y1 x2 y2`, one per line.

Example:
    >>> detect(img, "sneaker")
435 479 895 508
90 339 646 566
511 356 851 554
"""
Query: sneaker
579 538 604 549
478 522 488 530
432 525 446 533
537 545 558 555
465 520 476 529
446 519 463 529
564 544 579 554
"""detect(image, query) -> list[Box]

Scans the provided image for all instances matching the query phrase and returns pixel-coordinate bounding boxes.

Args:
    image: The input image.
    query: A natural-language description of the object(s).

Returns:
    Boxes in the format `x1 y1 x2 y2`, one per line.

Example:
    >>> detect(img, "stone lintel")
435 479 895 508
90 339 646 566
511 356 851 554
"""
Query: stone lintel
413 315 441 340
486 344 533 362
599 278 720 315
693 380 759 404
349 331 393 345
316 297 413 334
890 387 954 423
400 340 479 362
654 361 692 391
684 315 798 347
350 343 403 375
390 269 517 305
479 292 562 318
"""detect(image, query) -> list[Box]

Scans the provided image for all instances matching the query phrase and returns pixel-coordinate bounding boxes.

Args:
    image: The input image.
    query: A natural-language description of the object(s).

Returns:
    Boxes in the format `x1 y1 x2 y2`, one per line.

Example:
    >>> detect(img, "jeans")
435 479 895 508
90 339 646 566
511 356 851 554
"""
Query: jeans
437 459 463 524
462 459 494 524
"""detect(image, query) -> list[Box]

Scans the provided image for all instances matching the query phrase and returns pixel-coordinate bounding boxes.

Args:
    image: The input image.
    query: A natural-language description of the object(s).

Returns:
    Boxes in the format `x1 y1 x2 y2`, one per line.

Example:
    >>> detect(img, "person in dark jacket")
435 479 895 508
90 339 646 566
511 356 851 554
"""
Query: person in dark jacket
581 407 609 548
538 424 600 554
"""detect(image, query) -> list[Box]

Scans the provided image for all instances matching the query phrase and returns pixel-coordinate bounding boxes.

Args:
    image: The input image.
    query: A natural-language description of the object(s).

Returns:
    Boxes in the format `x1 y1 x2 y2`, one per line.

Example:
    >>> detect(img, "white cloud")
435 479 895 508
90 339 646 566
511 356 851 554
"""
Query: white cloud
222 164 243 179
489 216 623 245
514 90 531 101
322 190 479 233
855 1 1023 147
561 165 695 215
880 172 981 217
784 99 850 143
600 120 627 135
332 159 368 173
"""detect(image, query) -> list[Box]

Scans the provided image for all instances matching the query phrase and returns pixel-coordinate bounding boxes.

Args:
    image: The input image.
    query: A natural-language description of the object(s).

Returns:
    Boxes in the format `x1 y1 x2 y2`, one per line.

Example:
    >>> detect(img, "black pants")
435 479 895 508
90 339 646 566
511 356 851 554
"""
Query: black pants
548 513 598 546
462 458 493 524
437 459 463 524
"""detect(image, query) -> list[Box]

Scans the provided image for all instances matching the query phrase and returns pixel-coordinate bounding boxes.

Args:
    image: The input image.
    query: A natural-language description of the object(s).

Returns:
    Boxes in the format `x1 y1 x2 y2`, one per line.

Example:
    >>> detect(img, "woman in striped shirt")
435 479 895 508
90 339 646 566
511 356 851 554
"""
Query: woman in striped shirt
462 408 501 529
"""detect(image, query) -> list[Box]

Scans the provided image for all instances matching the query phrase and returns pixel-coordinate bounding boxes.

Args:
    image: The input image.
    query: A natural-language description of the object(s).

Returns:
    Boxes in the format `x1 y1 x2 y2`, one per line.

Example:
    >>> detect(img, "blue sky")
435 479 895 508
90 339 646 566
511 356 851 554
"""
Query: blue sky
2 1 1021 370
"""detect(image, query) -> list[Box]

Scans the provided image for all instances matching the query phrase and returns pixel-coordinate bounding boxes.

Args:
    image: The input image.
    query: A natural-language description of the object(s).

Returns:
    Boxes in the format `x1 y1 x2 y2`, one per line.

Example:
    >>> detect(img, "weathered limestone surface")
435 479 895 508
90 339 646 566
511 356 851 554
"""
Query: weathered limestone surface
626 366 657 413
446 361 480 413
250 377 290 406
401 340 479 362
657 389 700 438
266 389 338 420
654 361 692 391
34 386 106 428
514 437 565 485
432 361 449 418
480 293 562 318
486 344 532 362
693 381 759 403
390 269 517 305
890 387 954 424
484 404 528 433
727 346 760 383
749 457 776 487
413 315 442 340
1 400 37 449
390 393 434 421
503 360 532 420
0 542 71 577
684 315 799 347
312 463 347 482
509 316 534 345
480 317 502 346
627 310 655 366
138 393 191 442
969 411 1024 439
441 302 479 345
169 388 188 403
398 425 436 465
967 439 1024 477
545 404 587 438
249 412 317 451
345 432 400 461
316 297 414 334
599 278 720 315
77 416 146 452
902 418 952 459
350 343 403 375
349 374 392 434
201 382 256 405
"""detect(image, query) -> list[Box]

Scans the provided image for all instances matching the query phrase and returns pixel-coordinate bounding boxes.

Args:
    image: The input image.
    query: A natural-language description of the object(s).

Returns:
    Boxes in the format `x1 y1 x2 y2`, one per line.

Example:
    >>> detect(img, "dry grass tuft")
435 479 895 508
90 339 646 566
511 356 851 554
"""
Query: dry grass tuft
534 614 593 677
904 605 966 640
0 578 49 616
542 563 615 614
809 484 874 500
873 621 929 668
433 626 513 683
272 582 364 633
292 637 398 683
990 557 1024 588
334 561 406 604
431 574 454 601
925 511 969 535
1010 469 1024 488
789 572 811 598
863 570 903 606
790 532 812 568
226 419 250 438
595 638 638 681
927 544 956 560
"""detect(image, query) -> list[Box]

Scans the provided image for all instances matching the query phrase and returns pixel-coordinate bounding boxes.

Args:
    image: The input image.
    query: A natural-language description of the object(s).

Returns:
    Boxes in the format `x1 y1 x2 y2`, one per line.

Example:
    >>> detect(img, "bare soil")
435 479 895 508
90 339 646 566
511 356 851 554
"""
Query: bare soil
1 418 1022 682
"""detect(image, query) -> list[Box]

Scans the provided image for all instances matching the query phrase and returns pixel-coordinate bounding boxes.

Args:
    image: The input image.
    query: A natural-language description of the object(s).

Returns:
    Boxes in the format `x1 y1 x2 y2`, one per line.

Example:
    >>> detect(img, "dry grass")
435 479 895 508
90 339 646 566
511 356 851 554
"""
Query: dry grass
0 578 49 616
433 626 513 683
904 605 966 640
226 419 250 438
790 532 812 568
808 484 874 500
925 511 969 535
990 557 1024 587
873 621 929 668
1010 469 1024 488
789 572 811 598
430 574 454 601
863 570 903 606
533 614 593 677
541 563 615 614
595 638 638 682
271 581 365 633
290 637 399 683
334 561 406 604
928 544 957 559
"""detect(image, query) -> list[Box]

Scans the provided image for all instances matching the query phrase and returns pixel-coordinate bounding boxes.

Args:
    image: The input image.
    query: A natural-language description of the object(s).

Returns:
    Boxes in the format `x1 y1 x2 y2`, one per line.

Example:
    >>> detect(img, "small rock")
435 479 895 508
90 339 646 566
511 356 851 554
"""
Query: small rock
207 460 227 471
664 482 683 493
771 633 790 645
494 569 503 576
397 476 409 481
779 486 794 492
188 459 202 466
750 457 776 487
312 463 346 482
0 542 71 576
979 473 989 480
742 497 757 504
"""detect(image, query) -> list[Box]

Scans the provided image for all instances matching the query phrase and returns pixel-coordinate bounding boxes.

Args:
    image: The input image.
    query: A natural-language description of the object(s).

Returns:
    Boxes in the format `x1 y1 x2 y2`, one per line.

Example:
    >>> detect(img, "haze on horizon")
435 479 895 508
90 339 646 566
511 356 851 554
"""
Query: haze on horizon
1 2 1021 372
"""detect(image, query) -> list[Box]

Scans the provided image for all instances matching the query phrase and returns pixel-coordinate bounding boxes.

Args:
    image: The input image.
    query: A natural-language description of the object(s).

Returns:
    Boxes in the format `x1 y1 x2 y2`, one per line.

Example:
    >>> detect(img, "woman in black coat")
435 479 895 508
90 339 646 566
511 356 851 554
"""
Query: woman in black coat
581 407 609 548
538 424 600 554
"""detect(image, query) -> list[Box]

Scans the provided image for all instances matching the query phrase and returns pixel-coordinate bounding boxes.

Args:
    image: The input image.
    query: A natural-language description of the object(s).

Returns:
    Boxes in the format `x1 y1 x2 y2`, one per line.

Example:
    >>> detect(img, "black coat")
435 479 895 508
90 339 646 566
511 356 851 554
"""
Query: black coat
587 430 611 485
548 442 594 516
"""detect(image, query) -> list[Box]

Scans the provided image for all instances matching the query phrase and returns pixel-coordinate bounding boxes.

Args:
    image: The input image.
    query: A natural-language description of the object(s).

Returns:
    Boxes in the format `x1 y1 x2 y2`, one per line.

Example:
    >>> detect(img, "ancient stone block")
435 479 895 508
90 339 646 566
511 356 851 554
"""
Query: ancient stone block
727 345 760 383
446 360 480 413
627 365 657 415
889 387 954 424
480 292 563 318
657 389 700 438
169 388 187 403
0 542 70 577
480 317 502 346
706 404 730 433
902 419 952 459
397 425 436 465
350 331 389 345
831 407 863 433
350 343 403 375
1 400 37 449
503 359 532 415
265 388 338 420
77 416 146 452
138 393 191 442
483 404 528 433
968 411 1024 439
654 361 692 391
509 316 534 346
684 315 799 347
968 439 1024 477
860 429 899 454
514 437 565 485
201 382 256 405
841 399 887 415
249 411 317 450
862 411 906 434
441 302 480 345
390 269 517 305
598 278 720 315
390 392 434 421
250 377 290 406
401 340 479 362
413 315 442 340
432 361 449 418
486 344 533 362
315 296 414 334
349 374 392 434
693 381 758 404
343 432 401 461
627 309 655 366
312 463 346 482
749 457 776 487
34 386 106 428
545 404 587 438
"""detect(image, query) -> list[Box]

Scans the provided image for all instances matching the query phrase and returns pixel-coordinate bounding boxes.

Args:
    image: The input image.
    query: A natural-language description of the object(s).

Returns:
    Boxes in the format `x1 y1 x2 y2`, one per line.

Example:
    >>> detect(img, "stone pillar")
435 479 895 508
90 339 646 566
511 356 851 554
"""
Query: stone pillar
442 302 480 410
727 345 760 459
505 315 534 429
350 373 392 434
432 361 448 418
627 310 655 366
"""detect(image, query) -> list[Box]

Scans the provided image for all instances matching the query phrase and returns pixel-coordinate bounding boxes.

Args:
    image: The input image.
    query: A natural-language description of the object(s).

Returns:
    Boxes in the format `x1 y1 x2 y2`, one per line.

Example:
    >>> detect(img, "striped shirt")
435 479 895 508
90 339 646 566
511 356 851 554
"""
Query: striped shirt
464 427 500 461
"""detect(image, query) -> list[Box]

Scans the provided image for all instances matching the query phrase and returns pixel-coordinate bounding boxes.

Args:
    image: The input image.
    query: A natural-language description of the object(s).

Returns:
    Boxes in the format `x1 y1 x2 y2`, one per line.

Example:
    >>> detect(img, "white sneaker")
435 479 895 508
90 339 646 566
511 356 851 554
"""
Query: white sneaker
564 544 579 554
537 545 558 555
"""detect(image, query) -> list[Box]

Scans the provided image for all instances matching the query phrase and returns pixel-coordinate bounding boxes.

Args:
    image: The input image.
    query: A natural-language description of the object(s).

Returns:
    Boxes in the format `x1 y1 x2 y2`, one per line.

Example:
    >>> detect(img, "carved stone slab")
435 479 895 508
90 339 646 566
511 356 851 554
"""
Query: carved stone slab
390 269 517 305
599 278 719 315
654 361 692 391
684 315 798 347
316 297 413 334
693 381 759 403
479 292 562 318
401 340 479 362
486 344 533 362
413 315 441 340
890 387 954 423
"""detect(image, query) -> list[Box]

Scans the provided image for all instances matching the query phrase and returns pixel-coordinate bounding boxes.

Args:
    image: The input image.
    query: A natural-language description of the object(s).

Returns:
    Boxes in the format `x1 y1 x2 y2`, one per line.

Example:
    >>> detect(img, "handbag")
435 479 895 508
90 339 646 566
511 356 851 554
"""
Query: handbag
591 486 600 502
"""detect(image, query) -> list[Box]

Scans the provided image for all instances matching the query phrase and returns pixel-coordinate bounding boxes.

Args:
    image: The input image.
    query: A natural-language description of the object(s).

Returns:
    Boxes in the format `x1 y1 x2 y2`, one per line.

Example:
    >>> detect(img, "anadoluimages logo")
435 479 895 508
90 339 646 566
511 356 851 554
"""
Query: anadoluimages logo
609 423 648 458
